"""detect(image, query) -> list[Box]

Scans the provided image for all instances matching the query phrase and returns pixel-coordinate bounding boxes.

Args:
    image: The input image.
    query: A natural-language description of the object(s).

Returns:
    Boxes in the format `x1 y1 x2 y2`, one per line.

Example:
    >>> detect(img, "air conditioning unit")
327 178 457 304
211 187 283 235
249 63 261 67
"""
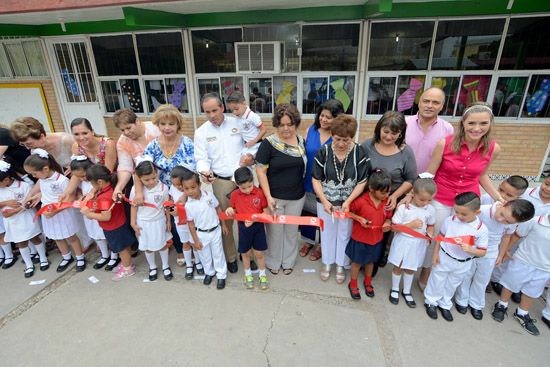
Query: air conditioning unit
235 42 281 74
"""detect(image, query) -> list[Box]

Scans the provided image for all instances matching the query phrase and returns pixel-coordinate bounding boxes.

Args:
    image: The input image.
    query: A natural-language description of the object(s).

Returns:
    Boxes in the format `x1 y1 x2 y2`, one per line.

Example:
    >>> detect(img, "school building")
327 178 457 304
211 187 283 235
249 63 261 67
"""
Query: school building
0 0 549 181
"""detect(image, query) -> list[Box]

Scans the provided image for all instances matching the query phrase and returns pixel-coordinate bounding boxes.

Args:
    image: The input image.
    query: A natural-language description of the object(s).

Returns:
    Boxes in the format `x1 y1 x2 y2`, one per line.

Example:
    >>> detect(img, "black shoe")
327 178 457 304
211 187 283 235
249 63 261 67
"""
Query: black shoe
149 268 158 282
511 292 522 303
2 255 18 269
40 260 50 271
204 274 214 285
513 310 539 335
217 279 226 289
438 306 453 321
364 284 375 298
104 257 120 272
195 264 205 275
378 254 388 268
93 257 109 270
389 290 399 305
227 260 238 274
185 266 194 280
470 307 483 320
425 304 438 319
401 291 416 308
541 316 550 330
492 302 508 322
250 260 258 271
455 303 468 314
163 267 173 281
24 267 34 278
348 283 361 300
0 258 4 267
491 281 503 295
76 258 86 272
56 256 74 272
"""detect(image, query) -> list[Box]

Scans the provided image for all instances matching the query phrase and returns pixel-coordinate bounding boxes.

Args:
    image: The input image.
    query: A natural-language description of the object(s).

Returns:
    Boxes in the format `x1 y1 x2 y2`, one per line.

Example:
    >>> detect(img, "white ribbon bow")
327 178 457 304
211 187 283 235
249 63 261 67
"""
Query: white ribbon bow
70 155 88 161
0 160 10 172
419 172 435 179
32 148 49 159
135 155 154 166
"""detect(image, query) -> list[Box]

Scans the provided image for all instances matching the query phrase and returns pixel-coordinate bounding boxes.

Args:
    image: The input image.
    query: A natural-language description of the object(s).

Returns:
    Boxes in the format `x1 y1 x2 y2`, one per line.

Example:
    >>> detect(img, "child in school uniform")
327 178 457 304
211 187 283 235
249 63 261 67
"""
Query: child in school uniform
225 167 269 290
130 157 173 281
346 168 393 300
455 199 535 320
388 175 437 308
226 91 267 157
23 149 84 273
0 160 47 277
424 192 488 322
169 166 204 280
182 168 229 289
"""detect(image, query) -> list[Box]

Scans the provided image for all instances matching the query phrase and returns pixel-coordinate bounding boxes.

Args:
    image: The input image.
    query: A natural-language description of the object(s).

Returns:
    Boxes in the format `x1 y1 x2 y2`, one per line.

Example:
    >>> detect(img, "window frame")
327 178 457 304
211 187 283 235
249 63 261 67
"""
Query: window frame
0 38 49 79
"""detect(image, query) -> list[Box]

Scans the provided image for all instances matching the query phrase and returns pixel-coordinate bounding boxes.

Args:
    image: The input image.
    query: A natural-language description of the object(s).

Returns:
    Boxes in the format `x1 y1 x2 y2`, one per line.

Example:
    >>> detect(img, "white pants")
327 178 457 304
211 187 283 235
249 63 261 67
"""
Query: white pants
422 199 454 268
424 249 473 310
317 203 352 267
197 227 227 279
455 256 495 310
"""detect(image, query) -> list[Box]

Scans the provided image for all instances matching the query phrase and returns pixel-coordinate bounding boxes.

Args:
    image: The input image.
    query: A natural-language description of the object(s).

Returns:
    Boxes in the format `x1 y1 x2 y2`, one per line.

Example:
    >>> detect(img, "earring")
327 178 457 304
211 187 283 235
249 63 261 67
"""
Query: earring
399 134 403 138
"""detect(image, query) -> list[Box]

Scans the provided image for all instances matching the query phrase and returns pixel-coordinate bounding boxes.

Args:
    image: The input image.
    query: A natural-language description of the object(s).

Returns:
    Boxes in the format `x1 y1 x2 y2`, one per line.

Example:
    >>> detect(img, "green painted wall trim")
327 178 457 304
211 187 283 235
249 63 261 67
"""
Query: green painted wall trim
123 6 188 27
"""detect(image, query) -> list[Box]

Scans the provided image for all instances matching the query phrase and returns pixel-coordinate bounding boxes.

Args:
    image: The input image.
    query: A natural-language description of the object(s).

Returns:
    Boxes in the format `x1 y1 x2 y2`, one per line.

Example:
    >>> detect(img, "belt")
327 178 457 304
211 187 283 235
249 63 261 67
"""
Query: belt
213 173 232 180
441 247 475 263
197 224 219 233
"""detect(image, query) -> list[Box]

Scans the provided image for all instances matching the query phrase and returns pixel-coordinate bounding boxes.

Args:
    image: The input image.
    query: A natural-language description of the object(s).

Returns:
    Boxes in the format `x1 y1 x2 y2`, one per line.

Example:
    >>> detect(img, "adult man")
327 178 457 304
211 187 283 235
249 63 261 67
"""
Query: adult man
405 87 454 290
194 93 254 273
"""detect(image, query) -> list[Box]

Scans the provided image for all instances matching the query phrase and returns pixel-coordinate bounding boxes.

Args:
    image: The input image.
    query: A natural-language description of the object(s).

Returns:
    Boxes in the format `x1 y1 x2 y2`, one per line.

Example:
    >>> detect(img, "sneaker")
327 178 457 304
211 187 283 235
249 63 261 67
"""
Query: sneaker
259 275 269 290
112 261 134 273
244 275 254 289
492 302 508 322
513 311 539 335
112 266 135 281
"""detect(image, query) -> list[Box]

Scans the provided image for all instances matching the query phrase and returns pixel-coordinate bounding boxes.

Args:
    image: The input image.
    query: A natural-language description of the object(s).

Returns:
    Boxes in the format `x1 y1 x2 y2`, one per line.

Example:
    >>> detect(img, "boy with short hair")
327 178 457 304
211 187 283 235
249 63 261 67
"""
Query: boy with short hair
183 169 229 290
226 167 269 289
480 175 529 205
226 91 267 157
424 192 488 322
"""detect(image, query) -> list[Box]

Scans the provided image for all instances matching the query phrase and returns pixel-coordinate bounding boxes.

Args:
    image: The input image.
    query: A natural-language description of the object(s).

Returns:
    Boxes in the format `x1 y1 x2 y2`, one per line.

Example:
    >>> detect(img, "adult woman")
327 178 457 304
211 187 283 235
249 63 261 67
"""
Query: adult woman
361 111 417 274
311 115 370 283
417 102 501 288
256 103 306 275
300 99 345 261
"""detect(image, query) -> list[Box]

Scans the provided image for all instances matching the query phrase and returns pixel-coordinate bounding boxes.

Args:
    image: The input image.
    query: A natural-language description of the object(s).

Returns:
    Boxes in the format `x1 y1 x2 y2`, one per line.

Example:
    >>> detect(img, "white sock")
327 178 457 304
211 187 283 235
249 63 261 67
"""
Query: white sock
391 272 402 292
62 252 72 260
517 307 529 316
183 249 193 266
96 239 110 258
0 245 4 259
145 252 156 270
403 273 414 294
20 246 34 268
160 249 169 270
499 300 509 308
34 242 48 263
259 269 266 277
76 254 85 266
28 241 38 256
245 269 252 276
193 249 201 264
1 244 13 259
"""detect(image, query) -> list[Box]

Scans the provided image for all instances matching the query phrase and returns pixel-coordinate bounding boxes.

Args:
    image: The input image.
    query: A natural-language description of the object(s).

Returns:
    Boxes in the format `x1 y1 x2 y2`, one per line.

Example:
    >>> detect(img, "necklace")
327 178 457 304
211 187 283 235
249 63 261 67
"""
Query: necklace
332 144 351 184
161 135 180 159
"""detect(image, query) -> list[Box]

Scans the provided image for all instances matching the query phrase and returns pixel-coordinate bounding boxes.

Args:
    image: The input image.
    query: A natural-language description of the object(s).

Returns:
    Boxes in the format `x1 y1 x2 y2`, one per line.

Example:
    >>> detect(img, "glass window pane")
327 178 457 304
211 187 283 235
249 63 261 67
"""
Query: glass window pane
432 19 505 70
137 32 185 75
145 79 166 114
0 48 11 77
274 76 297 108
396 75 426 115
21 41 47 76
54 43 80 103
329 75 355 114
4 43 30 76
500 17 550 70
430 77 460 116
249 78 273 114
91 35 138 76
120 79 143 113
197 78 220 112
303 77 328 114
71 42 96 102
220 76 244 111
455 75 492 116
302 24 360 72
369 21 434 71
492 77 528 117
366 77 395 115
522 75 550 118
101 81 121 113
244 25 299 72
166 78 189 113
192 29 242 73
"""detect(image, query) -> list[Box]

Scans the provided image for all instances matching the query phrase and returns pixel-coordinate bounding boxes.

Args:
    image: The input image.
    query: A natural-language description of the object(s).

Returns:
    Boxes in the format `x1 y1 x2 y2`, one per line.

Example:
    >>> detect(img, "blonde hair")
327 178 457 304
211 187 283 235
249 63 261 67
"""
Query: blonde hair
450 102 494 156
152 104 184 132
10 117 46 142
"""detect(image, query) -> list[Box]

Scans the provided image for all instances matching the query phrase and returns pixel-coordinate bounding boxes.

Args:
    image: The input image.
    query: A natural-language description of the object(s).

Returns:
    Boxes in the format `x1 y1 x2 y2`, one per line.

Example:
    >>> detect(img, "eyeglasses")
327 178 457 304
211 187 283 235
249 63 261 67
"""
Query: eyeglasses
19 141 34 148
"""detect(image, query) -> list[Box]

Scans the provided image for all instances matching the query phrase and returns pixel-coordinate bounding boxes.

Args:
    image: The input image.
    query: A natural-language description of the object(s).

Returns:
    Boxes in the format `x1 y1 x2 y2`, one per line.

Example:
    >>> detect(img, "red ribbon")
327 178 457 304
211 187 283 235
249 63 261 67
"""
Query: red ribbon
218 212 324 231
122 197 158 210
163 201 187 225
34 200 114 221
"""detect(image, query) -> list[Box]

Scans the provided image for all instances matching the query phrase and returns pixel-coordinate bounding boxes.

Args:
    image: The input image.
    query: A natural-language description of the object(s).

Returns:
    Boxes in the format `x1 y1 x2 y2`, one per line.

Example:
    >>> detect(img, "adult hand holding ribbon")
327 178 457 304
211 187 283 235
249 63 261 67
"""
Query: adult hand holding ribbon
219 212 324 230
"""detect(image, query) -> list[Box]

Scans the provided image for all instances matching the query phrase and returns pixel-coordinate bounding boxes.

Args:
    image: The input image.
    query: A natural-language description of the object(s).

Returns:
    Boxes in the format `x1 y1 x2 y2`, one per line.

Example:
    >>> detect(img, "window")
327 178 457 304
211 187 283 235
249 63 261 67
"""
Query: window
0 49 10 78
430 76 460 116
91 35 138 76
366 77 395 115
395 75 426 115
365 75 425 115
144 78 189 114
136 32 185 75
369 21 434 70
249 77 273 114
53 42 97 103
500 17 550 70
522 75 550 118
492 77 528 117
273 76 298 107
432 19 505 70
302 77 328 114
456 75 492 116
244 25 299 72
197 76 244 112
329 75 355 114
100 79 143 114
1 40 48 77
302 24 360 72
192 29 242 73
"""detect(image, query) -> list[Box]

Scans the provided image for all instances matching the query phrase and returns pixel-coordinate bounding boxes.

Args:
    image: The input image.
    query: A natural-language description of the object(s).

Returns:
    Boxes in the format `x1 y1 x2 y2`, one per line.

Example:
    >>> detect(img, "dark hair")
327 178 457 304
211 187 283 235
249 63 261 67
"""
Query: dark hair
226 91 246 104
505 175 529 193
454 192 480 211
24 153 63 174
69 157 94 173
503 199 535 223
86 164 117 187
314 99 345 130
374 111 407 147
234 167 253 185
367 168 392 193
180 167 200 184
331 115 357 138
201 92 223 108
0 157 24 182
170 166 188 182
135 160 158 178
112 108 138 127
71 118 101 137
272 103 301 129
413 177 437 196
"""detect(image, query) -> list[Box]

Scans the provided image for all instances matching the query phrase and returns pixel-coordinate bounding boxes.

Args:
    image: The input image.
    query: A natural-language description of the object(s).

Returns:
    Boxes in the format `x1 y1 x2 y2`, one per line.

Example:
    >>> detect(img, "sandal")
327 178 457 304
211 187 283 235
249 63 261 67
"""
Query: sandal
299 243 313 257
320 264 331 281
283 268 293 275
269 268 279 275
176 256 186 267
335 266 345 284
309 247 322 261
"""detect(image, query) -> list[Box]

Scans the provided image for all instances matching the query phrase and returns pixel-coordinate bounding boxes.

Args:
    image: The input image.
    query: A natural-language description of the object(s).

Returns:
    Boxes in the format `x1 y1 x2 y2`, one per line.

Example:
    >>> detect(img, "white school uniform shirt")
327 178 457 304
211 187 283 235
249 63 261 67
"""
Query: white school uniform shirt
392 203 436 237
439 215 489 260
480 193 494 206
0 180 41 243
185 189 220 231
169 185 186 224
235 107 263 143
523 186 550 216
194 115 245 178
129 181 168 221
478 204 515 259
79 180 93 195
40 172 68 204
514 215 550 272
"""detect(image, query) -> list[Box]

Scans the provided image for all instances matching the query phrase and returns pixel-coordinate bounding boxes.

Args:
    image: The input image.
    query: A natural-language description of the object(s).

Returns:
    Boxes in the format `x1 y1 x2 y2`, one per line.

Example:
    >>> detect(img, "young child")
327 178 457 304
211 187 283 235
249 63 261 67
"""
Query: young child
226 91 266 157
388 176 437 308
169 166 204 280
182 168 229 289
481 175 528 205
0 160 47 277
225 167 269 290
346 168 393 300
23 149 84 273
492 212 550 335
424 192 488 322
455 199 535 320
70 155 119 271
130 157 173 281
81 164 135 281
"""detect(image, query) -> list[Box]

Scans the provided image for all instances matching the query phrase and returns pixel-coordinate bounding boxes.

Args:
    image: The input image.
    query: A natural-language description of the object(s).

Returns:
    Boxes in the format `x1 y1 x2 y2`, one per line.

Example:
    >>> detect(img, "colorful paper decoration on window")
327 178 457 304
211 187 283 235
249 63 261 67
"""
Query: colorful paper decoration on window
396 78 423 112
463 79 480 105
526 78 550 116
330 79 351 111
61 68 79 97
223 80 235 95
276 80 296 105
168 81 185 108
121 83 141 110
